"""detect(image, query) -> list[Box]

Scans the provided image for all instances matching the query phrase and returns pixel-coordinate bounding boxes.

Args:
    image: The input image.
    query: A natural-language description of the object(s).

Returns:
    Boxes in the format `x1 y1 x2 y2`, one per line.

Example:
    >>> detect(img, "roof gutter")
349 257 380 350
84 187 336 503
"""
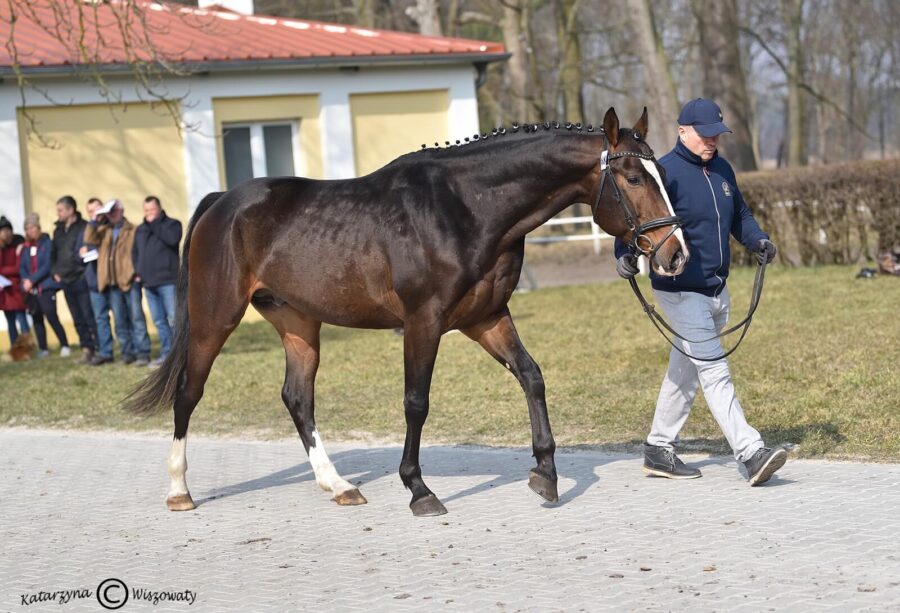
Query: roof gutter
0 52 511 79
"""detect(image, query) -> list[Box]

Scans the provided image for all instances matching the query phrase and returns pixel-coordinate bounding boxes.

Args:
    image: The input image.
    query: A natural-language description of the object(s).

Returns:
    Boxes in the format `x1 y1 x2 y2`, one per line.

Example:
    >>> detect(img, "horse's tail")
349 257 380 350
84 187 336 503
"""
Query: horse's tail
122 191 225 415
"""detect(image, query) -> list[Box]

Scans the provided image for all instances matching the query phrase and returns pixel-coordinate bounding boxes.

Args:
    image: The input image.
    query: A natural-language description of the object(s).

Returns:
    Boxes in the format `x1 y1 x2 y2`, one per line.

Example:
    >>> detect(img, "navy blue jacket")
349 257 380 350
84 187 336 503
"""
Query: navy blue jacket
615 139 767 296
132 212 182 288
74 226 99 291
20 233 60 293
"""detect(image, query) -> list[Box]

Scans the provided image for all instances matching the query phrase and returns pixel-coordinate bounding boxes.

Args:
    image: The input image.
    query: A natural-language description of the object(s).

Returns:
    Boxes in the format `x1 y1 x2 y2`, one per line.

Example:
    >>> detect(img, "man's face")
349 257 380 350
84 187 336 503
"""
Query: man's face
143 200 161 223
25 224 40 241
0 227 11 246
679 125 720 162
56 202 74 223
86 201 101 219
107 205 124 224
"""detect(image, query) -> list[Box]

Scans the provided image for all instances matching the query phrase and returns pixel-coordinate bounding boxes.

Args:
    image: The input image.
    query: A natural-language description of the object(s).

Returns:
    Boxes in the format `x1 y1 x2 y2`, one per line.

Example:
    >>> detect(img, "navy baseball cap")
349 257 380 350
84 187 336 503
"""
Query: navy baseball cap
677 98 733 137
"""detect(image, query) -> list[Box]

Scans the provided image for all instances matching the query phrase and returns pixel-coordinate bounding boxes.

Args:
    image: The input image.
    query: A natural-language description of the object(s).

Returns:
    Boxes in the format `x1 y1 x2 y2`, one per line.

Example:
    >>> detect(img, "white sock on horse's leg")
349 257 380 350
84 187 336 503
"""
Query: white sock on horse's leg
165 437 194 510
308 429 358 498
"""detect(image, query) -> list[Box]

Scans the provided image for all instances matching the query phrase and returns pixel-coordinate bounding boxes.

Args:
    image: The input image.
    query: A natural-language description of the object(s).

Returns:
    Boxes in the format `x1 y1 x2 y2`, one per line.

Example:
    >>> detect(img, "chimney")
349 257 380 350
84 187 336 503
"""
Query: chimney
198 1 254 15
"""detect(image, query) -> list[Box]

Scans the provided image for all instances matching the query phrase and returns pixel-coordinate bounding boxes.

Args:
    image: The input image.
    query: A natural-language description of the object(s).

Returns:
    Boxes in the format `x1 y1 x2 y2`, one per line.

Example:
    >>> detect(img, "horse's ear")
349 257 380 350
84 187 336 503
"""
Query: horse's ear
603 107 619 148
633 106 649 140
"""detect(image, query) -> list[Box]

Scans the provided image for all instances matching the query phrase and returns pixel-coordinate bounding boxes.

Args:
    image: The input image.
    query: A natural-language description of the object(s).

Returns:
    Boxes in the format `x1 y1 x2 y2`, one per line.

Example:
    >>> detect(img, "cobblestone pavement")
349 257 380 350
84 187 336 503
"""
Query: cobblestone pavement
2 429 898 612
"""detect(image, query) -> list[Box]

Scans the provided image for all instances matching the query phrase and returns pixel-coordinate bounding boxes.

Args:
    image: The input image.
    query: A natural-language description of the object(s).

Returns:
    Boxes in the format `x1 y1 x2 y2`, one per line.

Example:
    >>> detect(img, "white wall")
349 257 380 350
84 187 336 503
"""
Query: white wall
0 62 482 224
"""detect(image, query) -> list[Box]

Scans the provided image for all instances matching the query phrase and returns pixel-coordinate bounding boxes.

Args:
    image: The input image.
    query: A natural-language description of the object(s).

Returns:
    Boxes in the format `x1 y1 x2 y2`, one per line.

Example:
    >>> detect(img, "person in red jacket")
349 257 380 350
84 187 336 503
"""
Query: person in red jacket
0 215 30 345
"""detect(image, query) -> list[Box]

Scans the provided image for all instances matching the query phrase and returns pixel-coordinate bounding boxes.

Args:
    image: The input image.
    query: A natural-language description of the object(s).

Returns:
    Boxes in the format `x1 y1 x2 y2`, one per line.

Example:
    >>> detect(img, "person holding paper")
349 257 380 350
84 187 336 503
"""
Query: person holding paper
19 213 71 357
0 215 30 345
77 198 118 365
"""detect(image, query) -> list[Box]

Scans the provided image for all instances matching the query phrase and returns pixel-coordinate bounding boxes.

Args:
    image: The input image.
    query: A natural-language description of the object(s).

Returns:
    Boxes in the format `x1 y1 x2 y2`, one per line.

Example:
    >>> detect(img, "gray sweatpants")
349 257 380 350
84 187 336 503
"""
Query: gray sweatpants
647 287 764 463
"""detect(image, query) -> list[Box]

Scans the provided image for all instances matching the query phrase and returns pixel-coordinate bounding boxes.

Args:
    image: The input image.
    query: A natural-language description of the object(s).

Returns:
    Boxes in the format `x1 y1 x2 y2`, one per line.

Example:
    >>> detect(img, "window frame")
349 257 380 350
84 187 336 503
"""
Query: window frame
221 120 302 187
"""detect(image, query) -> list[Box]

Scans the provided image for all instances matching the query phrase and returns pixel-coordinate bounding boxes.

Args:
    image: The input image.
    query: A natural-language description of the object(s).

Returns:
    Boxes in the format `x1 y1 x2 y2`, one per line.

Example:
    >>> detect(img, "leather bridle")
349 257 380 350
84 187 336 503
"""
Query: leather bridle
590 140 682 261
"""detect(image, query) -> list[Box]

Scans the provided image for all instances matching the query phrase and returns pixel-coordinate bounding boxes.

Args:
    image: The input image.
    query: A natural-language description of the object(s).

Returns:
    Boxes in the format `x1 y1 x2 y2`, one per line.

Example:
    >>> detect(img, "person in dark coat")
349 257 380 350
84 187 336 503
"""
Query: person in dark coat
76 198 124 365
0 215 30 345
133 195 182 366
20 213 70 357
615 98 786 486
52 195 98 361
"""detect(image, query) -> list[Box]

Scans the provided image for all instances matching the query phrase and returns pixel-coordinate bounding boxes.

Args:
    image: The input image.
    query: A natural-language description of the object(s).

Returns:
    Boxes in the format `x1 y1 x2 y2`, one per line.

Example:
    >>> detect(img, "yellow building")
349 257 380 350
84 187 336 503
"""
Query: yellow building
0 1 506 344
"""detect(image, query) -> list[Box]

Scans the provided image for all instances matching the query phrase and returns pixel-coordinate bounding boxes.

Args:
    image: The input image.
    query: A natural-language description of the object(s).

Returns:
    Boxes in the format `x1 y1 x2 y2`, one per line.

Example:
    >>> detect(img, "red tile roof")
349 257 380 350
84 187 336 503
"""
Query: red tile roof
0 1 506 71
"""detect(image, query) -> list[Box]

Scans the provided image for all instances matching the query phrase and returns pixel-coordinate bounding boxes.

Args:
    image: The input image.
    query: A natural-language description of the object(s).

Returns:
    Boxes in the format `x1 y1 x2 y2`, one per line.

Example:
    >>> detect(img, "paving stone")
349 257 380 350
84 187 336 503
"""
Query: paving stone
1 430 899 612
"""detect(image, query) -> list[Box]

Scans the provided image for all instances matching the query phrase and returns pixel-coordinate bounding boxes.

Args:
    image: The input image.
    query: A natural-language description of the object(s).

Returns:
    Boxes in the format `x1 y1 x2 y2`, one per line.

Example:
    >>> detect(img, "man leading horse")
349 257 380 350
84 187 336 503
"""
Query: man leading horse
615 98 787 486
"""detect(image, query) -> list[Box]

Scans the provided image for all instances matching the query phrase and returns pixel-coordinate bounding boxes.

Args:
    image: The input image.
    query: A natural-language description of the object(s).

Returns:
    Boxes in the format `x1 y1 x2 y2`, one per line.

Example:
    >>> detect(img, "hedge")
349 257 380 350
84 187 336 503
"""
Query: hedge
731 160 900 266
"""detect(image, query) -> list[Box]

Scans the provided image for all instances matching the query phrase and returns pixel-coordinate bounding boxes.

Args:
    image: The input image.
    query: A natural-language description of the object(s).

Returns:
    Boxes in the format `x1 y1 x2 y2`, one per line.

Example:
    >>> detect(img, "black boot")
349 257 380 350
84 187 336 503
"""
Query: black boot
643 444 702 479
743 446 788 486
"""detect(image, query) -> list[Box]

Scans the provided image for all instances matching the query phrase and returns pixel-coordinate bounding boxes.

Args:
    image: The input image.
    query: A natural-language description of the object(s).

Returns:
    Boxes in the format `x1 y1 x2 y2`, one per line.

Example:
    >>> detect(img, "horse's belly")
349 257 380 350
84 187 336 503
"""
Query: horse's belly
447 257 522 329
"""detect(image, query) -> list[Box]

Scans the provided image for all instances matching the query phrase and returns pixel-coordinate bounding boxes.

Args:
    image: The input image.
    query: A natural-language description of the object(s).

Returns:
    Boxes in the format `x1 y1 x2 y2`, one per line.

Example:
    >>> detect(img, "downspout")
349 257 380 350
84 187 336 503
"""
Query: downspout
474 62 488 89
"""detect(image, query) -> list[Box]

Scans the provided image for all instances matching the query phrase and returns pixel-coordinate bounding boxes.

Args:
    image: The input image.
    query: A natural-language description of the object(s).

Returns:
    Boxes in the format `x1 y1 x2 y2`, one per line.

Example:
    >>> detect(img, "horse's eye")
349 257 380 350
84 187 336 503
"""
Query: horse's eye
626 176 641 186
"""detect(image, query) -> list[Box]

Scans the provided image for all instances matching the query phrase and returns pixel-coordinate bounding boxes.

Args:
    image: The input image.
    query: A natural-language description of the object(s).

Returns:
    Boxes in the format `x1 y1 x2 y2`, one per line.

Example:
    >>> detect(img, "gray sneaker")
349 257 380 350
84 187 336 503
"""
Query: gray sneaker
743 447 788 486
134 356 150 367
643 444 702 479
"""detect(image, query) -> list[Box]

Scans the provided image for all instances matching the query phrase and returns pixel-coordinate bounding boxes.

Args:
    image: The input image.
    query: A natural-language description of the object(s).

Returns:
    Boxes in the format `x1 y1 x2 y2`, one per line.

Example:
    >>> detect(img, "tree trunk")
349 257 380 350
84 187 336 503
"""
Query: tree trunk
501 2 530 123
782 0 807 166
691 0 758 170
554 0 584 123
625 0 680 154
406 0 442 36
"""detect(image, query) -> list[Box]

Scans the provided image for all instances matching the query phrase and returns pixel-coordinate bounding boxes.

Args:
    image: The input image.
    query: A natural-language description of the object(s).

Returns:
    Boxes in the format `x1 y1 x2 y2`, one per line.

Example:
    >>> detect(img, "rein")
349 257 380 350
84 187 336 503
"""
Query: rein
590 134 765 362
628 257 767 362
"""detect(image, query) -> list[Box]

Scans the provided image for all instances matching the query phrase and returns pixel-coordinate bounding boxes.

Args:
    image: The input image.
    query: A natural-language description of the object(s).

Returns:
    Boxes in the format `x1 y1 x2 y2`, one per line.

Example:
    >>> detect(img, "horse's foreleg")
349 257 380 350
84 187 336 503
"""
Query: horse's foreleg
279 319 366 506
400 316 445 516
462 308 558 502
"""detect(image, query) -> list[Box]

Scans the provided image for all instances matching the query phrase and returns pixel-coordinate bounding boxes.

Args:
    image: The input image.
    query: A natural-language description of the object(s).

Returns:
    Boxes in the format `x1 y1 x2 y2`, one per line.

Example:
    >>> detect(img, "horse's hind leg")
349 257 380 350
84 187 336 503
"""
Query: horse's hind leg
167 292 249 511
462 307 558 502
265 308 366 505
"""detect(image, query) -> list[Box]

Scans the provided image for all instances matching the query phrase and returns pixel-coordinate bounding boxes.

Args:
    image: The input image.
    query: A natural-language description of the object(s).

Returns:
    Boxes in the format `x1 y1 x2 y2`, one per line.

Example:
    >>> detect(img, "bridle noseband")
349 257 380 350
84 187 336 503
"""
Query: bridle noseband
591 140 682 260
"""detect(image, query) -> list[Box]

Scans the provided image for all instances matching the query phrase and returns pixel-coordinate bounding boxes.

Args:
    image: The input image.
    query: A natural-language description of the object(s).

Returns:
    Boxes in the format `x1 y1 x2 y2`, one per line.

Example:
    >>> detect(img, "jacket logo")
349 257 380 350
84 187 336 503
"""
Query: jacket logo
722 181 731 196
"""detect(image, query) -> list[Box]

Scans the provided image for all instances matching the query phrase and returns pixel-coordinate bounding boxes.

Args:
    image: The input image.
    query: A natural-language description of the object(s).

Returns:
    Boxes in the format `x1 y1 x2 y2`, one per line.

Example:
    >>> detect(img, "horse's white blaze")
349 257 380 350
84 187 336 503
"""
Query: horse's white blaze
309 429 356 496
640 158 689 262
166 437 189 498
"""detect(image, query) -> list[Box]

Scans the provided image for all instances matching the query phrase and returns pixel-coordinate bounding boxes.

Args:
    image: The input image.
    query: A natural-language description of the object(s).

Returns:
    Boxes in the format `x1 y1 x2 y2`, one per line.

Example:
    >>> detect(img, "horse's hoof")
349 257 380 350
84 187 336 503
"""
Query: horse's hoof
410 494 447 517
166 494 196 511
528 470 559 502
333 488 368 506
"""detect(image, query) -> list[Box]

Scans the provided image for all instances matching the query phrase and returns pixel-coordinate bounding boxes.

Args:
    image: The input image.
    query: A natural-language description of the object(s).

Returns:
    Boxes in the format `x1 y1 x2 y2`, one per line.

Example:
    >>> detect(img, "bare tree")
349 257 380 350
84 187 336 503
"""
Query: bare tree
406 0 442 35
690 0 757 170
624 0 679 153
554 0 584 122
2 0 205 145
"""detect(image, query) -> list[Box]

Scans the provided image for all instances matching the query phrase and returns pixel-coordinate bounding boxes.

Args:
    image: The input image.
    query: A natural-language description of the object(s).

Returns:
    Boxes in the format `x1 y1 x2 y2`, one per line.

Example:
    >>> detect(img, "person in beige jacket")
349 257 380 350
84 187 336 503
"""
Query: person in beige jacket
83 200 151 366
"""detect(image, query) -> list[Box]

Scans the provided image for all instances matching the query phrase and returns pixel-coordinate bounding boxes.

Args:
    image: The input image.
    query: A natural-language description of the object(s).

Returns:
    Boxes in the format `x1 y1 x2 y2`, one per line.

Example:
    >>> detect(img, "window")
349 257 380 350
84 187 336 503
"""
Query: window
222 122 299 189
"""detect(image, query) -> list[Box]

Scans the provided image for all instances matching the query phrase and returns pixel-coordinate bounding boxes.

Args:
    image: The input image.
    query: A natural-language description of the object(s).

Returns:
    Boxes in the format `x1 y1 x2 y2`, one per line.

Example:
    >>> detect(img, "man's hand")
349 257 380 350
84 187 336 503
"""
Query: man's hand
756 239 777 264
616 253 640 279
23 279 33 293
53 274 61 283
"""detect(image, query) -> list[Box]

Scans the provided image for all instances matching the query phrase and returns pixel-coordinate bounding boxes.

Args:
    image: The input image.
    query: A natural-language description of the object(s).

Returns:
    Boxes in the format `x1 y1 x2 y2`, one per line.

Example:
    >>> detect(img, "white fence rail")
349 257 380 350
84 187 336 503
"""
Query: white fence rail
524 215 612 254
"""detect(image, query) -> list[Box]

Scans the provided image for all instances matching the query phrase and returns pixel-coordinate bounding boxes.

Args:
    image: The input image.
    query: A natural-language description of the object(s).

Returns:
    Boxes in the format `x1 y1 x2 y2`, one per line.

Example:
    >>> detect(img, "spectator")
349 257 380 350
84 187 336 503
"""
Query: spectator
0 215 30 345
76 198 123 366
133 196 182 367
83 200 151 366
52 195 98 361
19 213 70 358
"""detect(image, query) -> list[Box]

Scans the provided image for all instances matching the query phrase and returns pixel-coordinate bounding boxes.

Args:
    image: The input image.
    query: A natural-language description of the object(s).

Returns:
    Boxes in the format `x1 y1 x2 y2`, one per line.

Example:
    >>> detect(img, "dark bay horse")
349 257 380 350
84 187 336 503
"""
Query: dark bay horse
125 107 688 516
